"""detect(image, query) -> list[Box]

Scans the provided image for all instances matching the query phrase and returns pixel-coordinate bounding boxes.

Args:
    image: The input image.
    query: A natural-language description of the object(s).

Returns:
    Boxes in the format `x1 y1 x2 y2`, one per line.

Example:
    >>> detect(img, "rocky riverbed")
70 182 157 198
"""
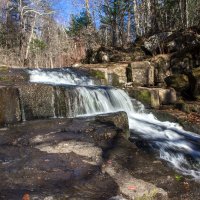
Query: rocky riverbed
0 112 200 200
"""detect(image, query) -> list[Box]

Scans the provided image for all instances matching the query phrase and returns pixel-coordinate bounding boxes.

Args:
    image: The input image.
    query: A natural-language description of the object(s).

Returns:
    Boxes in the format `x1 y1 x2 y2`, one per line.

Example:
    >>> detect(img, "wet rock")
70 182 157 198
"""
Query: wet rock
127 61 154 86
104 163 168 200
95 112 129 139
0 86 21 126
151 108 200 135
0 67 29 85
104 138 168 200
19 84 55 120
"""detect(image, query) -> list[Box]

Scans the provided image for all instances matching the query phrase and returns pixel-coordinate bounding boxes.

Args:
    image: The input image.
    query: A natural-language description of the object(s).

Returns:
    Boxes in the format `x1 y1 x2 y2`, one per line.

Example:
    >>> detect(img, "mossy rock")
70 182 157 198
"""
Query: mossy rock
89 69 105 80
0 75 10 81
0 66 9 73
110 73 121 87
0 66 10 83
136 90 151 105
165 75 189 91
128 88 160 109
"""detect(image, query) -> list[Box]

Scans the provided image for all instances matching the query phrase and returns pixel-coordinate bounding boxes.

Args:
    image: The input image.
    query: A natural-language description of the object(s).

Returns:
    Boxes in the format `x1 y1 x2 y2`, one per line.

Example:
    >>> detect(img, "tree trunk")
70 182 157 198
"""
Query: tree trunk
85 0 90 17
127 11 131 44
180 0 189 28
150 0 159 34
112 0 118 47
133 0 139 37
24 14 37 66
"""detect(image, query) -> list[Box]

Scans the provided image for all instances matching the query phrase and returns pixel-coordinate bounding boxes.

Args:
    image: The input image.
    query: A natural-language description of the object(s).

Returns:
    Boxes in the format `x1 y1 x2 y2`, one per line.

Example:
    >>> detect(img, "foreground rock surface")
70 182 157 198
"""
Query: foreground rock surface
0 112 128 200
0 86 21 126
1 111 200 199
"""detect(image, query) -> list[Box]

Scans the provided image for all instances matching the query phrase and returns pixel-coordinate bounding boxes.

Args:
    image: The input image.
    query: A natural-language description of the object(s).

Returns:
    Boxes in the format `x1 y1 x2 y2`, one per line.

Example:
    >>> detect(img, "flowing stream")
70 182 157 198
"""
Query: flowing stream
28 68 200 181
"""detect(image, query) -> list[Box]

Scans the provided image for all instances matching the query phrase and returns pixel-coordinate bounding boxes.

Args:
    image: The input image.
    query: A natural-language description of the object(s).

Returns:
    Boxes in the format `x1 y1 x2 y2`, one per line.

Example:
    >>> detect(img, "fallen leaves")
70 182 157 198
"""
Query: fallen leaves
22 193 30 200
128 185 137 191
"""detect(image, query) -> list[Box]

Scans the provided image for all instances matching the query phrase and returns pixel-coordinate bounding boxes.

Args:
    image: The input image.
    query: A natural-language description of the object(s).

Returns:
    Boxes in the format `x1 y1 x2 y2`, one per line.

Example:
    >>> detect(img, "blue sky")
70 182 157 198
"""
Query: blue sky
53 0 86 25
52 0 101 27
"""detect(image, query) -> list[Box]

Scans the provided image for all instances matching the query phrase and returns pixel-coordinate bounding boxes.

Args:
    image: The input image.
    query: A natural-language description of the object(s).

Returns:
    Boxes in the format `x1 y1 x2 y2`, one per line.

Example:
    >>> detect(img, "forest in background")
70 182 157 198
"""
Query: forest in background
0 0 200 68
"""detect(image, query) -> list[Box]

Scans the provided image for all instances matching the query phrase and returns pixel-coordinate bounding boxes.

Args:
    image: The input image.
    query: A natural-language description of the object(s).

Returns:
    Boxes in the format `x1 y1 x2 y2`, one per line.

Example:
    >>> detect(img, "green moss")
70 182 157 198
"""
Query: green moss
111 73 120 87
175 174 183 182
89 69 105 80
137 90 151 105
0 66 9 73
135 188 159 200
0 75 11 82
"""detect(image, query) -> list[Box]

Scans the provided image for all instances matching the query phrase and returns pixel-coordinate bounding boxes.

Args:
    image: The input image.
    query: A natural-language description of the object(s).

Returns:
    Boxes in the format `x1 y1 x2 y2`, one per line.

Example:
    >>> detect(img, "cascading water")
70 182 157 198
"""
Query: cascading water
28 68 200 181
28 68 95 86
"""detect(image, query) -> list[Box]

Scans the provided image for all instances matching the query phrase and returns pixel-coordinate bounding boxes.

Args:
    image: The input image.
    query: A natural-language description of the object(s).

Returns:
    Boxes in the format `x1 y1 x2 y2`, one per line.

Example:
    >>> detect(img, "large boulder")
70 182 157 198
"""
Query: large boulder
127 61 154 86
165 74 189 95
128 87 160 109
0 86 21 126
165 27 200 52
151 54 171 86
95 111 129 139
158 88 177 105
143 27 200 55
170 45 200 74
128 87 177 108
143 32 173 55
85 47 133 64
165 68 200 99
81 63 129 85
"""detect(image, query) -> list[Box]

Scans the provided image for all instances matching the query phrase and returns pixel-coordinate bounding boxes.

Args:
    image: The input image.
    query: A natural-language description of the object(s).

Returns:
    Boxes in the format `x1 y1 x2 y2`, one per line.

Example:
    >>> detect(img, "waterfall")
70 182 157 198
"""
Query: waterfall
28 68 200 181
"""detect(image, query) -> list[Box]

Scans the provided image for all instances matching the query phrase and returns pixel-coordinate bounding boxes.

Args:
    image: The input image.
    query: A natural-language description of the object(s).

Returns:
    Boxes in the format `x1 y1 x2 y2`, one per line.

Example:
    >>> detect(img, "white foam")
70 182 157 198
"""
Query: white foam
28 68 95 86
